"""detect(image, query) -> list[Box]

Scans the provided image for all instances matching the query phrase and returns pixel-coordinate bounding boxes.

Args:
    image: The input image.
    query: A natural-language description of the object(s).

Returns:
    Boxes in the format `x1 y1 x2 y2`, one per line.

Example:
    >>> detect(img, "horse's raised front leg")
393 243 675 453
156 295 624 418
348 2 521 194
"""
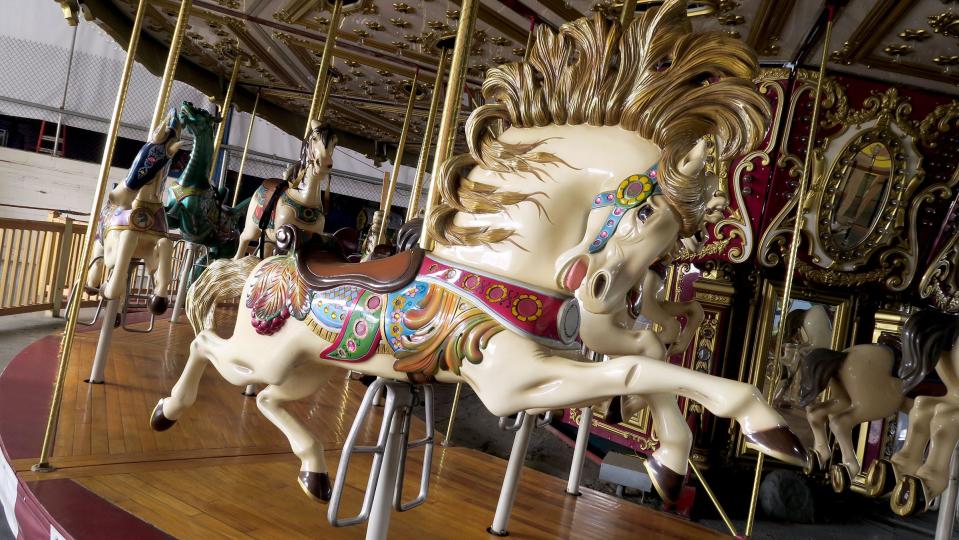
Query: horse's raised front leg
464 331 806 466
829 406 865 478
151 329 221 429
102 230 137 300
256 363 336 502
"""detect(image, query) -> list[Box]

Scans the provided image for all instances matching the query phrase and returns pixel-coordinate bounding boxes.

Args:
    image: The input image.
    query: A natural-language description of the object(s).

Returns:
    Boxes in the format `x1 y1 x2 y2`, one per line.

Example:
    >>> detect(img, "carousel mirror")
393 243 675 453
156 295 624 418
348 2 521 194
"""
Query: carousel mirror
738 280 852 457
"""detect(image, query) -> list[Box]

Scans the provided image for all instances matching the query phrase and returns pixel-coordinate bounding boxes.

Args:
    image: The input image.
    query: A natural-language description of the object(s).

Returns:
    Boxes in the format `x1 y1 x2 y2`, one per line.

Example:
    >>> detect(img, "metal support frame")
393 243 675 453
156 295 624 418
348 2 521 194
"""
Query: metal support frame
375 69 419 246
489 412 536 536
32 0 150 473
745 6 836 536
566 406 593 496
328 378 435 539
418 0 479 251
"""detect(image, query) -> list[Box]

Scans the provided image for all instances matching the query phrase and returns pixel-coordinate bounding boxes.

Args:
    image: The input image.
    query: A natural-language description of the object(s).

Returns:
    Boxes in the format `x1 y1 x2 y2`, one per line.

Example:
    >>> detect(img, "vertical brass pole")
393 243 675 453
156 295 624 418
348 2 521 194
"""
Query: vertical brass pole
232 88 260 206
619 0 637 26
523 16 535 62
32 0 149 472
209 55 243 181
405 47 448 222
150 0 192 131
305 0 343 137
744 9 836 537
376 69 419 245
316 75 335 124
418 0 478 250
689 459 737 537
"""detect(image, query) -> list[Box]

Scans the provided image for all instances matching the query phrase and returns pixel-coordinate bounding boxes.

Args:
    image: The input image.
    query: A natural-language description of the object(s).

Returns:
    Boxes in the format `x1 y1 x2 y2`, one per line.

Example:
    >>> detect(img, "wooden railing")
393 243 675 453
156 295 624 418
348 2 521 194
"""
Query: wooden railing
0 214 188 317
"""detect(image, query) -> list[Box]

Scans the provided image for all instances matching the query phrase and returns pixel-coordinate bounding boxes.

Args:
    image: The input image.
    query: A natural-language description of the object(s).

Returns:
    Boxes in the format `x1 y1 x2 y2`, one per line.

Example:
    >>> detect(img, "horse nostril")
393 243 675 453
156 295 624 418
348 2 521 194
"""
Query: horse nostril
592 272 608 300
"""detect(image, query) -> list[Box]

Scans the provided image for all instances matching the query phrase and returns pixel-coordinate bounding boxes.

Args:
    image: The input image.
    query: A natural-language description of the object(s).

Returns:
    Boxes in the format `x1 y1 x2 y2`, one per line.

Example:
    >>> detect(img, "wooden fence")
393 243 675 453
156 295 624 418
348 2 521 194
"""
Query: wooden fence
0 214 188 317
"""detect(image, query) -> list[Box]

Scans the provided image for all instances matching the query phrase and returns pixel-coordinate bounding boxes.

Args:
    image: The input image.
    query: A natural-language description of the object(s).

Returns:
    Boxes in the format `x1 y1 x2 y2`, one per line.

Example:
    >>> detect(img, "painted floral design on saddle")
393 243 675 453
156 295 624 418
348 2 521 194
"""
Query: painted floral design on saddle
246 255 311 335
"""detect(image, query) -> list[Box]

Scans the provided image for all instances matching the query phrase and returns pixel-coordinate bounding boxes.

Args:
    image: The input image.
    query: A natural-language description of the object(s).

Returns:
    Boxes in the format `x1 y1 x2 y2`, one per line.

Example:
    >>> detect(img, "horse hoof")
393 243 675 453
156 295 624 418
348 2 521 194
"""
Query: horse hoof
114 314 122 328
829 463 850 493
83 286 100 296
298 471 332 503
891 475 926 517
149 295 169 315
745 426 807 468
864 459 896 497
803 450 821 475
644 455 685 504
150 400 176 432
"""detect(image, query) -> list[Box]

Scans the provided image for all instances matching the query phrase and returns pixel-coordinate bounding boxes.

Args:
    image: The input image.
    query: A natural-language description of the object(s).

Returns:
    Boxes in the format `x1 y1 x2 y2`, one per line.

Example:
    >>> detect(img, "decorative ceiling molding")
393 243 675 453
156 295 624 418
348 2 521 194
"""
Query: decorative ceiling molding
831 0 920 65
746 0 796 55
537 0 583 22
446 0 530 43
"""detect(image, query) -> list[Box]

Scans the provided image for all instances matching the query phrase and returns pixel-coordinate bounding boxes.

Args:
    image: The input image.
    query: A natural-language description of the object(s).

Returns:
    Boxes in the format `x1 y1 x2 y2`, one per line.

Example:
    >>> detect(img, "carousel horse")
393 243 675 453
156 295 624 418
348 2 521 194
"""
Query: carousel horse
860 309 959 516
86 107 185 313
165 102 250 262
773 304 834 408
234 121 337 260
151 7 806 503
794 333 910 492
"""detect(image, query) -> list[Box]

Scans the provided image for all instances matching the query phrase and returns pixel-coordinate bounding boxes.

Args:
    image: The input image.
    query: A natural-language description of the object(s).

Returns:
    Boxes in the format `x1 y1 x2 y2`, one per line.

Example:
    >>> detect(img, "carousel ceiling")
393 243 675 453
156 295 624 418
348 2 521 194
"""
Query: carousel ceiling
69 0 959 161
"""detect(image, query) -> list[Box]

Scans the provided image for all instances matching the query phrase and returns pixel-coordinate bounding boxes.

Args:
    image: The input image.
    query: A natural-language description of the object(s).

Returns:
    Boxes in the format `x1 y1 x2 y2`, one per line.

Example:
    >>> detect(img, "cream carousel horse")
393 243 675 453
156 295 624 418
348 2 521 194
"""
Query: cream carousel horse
859 309 959 516
151 7 805 503
87 107 184 314
795 333 910 492
234 121 337 259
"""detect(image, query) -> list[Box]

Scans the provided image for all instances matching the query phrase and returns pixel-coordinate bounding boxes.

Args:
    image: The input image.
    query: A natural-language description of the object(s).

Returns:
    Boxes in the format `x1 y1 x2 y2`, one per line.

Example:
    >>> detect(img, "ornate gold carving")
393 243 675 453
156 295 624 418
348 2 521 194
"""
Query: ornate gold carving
392 2 414 13
934 56 959 67
929 10 959 38
883 44 913 57
919 167 959 313
898 28 931 41
388 17 409 28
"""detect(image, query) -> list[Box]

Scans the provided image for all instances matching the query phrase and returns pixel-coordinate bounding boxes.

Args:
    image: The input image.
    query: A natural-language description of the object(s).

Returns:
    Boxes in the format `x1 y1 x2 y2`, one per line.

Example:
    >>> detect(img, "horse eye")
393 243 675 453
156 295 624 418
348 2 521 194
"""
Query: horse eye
654 57 672 71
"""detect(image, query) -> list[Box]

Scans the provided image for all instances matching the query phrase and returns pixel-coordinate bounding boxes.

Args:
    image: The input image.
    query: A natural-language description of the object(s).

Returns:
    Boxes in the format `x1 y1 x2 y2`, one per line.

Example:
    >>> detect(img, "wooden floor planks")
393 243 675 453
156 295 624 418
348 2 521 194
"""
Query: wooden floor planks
12 312 721 539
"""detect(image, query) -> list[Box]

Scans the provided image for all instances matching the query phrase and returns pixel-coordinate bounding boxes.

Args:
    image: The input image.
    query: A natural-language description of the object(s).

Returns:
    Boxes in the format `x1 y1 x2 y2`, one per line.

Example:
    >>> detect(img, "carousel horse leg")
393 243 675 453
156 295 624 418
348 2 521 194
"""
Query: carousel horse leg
86 297 119 384
152 330 218 428
827 408 862 492
903 403 959 514
892 395 944 480
256 365 335 502
234 220 258 261
643 393 692 503
466 332 806 467
566 407 593 496
102 230 137 301
149 237 173 314
171 242 196 323
935 442 959 540
86 241 106 291
805 396 847 473
489 412 536 536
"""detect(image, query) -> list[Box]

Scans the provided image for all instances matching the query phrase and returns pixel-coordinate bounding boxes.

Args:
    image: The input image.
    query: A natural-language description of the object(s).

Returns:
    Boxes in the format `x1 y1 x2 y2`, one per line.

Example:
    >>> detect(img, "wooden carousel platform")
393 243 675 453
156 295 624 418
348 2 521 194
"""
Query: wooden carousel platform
0 310 723 539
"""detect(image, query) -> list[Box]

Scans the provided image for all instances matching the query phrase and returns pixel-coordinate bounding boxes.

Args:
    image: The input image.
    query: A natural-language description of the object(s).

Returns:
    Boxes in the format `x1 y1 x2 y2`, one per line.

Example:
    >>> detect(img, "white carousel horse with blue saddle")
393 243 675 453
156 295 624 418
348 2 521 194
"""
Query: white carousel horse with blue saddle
86 108 184 314
151 6 806 514
233 120 337 259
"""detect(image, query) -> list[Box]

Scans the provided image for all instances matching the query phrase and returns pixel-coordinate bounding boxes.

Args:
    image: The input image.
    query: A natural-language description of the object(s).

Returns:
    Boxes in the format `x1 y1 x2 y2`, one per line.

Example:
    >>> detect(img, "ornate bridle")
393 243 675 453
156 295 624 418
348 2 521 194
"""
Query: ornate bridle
588 163 660 253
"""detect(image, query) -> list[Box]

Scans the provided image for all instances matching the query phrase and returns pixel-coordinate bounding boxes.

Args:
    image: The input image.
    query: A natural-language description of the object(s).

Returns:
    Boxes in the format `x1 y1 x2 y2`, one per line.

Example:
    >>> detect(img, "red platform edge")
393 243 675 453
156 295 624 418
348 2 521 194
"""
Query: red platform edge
0 312 174 539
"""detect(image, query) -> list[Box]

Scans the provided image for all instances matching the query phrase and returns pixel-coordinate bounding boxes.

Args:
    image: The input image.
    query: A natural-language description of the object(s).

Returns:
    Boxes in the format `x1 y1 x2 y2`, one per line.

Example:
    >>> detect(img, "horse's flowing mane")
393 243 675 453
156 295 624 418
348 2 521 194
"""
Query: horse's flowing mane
428 1 769 245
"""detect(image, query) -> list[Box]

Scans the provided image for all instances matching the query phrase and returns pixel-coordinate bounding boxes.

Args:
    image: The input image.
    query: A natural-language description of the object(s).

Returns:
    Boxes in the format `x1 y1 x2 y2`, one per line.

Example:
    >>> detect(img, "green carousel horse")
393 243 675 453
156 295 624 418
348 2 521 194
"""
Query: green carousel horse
165 102 250 263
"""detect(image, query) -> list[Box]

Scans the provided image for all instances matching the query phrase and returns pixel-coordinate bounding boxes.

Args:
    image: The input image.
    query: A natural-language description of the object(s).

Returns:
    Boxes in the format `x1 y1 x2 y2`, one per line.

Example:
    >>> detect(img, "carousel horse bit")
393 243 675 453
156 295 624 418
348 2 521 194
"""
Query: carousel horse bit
152 8 805 533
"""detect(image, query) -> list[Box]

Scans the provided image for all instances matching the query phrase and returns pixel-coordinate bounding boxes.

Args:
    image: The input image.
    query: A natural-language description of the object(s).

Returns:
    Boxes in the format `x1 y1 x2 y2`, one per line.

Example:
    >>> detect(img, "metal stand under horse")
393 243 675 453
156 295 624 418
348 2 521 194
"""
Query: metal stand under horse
488 410 554 536
328 377 435 539
70 258 160 384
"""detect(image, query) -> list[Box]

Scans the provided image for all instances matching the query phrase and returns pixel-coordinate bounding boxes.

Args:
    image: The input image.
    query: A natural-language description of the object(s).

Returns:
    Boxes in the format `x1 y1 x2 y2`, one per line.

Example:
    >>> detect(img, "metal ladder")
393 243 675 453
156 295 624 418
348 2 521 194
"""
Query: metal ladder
328 378 435 540
35 120 67 157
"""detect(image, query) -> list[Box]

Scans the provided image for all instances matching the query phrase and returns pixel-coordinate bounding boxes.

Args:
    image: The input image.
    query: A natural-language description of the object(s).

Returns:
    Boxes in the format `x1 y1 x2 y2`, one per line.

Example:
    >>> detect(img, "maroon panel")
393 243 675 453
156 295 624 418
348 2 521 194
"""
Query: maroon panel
14 481 59 540
27 479 172 540
0 336 59 461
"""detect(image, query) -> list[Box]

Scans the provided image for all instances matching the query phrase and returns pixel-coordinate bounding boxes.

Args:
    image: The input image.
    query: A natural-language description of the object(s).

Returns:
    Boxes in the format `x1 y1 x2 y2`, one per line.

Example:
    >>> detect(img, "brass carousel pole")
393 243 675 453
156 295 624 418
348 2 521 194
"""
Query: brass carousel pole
405 45 450 222
305 0 343 137
209 54 243 182
619 0 637 26
150 0 192 130
418 0 478 251
744 6 837 537
375 69 419 246
33 0 150 472
232 88 260 206
317 73 335 123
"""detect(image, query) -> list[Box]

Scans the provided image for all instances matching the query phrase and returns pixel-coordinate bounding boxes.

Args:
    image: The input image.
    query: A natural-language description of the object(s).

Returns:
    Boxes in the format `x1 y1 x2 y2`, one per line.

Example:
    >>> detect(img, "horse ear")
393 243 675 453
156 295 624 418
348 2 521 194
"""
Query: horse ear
679 139 707 177
310 119 321 131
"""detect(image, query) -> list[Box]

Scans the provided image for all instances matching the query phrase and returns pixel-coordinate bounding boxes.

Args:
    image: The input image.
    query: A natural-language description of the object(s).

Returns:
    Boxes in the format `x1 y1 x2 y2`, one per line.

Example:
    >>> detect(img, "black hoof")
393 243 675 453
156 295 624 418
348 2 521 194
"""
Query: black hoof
114 313 122 328
149 295 169 315
150 400 176 432
299 471 332 502
84 286 100 296
645 455 685 504
745 426 807 468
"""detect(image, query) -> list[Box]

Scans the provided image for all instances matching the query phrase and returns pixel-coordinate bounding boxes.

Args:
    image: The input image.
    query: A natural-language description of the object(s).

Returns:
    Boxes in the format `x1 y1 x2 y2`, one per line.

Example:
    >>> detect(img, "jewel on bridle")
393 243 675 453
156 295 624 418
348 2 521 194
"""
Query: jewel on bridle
588 163 659 254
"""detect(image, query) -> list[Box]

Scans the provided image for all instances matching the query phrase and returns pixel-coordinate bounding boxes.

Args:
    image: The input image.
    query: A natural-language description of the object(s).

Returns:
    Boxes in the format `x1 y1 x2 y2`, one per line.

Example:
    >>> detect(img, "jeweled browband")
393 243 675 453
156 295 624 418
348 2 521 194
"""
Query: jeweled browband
588 164 660 253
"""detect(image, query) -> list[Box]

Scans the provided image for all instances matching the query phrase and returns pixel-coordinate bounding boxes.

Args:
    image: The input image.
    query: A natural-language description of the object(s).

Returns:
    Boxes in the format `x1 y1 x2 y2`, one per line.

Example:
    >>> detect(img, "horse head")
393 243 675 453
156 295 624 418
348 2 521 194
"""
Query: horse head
306 119 337 172
177 101 220 142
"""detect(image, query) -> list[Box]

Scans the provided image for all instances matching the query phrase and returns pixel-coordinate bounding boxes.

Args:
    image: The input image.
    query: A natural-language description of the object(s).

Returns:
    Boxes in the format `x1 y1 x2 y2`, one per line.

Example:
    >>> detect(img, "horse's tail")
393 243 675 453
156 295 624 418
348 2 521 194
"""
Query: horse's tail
900 309 959 393
186 256 259 335
797 347 847 407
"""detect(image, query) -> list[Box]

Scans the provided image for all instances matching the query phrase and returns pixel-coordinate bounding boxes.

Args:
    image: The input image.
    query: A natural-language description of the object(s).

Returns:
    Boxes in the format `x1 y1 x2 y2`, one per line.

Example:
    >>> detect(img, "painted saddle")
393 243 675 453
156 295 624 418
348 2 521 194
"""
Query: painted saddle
245 225 581 380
